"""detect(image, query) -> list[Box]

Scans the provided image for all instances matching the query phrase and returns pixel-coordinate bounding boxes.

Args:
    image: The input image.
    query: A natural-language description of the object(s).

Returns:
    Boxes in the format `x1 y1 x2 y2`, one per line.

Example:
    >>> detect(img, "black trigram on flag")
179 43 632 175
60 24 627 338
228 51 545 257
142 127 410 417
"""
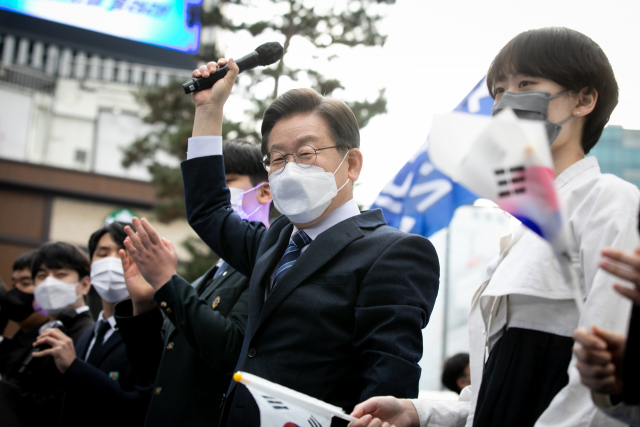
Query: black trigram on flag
308 415 321 427
261 394 288 410
495 165 526 198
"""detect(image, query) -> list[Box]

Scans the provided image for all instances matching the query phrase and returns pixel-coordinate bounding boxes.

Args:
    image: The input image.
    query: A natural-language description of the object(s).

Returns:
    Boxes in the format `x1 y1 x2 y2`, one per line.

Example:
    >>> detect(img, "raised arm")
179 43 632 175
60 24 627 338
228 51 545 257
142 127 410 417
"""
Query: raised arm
181 58 266 276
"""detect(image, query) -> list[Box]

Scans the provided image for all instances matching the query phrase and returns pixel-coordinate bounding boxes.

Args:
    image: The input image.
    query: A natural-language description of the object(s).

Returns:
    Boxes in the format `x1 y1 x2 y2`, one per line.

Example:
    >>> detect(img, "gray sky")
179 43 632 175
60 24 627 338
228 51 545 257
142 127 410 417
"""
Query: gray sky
220 0 640 207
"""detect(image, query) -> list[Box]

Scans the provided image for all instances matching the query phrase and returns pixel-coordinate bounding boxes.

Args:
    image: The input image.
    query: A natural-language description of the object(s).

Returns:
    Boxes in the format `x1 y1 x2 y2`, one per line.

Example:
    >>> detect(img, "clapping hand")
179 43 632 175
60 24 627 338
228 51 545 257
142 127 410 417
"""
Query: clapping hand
119 247 157 316
123 217 178 291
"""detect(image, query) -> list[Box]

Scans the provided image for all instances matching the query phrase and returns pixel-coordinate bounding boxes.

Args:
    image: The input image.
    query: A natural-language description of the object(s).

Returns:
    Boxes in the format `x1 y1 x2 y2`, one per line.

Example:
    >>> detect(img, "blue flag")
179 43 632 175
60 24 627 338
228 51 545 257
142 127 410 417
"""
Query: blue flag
370 77 494 237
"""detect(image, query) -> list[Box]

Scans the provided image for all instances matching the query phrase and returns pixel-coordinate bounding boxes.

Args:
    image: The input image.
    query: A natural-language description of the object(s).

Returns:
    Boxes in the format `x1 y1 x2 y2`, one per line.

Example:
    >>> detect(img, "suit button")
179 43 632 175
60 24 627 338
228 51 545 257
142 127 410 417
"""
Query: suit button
154 387 162 395
166 342 174 350
166 307 172 314
160 302 167 308
248 348 257 358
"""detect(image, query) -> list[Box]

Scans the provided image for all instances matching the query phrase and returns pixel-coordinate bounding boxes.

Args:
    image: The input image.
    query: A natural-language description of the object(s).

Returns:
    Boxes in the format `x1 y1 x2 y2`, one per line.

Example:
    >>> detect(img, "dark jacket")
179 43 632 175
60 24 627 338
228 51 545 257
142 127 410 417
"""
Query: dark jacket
181 154 440 426
115 264 250 427
0 308 94 426
58 322 153 427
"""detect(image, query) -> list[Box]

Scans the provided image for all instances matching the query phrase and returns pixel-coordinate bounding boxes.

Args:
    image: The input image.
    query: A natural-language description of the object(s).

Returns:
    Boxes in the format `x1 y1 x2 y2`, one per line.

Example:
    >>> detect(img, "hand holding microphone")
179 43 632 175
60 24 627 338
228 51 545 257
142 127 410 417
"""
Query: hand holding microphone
183 42 284 95
188 42 283 136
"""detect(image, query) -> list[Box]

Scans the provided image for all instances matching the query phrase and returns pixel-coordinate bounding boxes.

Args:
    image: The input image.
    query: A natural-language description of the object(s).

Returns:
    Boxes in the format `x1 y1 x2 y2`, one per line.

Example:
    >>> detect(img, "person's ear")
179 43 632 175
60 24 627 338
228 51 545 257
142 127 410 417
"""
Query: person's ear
346 148 363 183
78 276 91 296
257 183 272 205
575 87 598 117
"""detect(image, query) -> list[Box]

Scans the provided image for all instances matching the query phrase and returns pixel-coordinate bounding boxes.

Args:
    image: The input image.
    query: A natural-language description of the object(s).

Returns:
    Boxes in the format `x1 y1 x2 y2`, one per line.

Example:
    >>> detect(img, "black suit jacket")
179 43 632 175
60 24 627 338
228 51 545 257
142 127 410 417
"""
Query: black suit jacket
182 155 440 426
58 323 153 427
115 263 250 427
0 308 95 426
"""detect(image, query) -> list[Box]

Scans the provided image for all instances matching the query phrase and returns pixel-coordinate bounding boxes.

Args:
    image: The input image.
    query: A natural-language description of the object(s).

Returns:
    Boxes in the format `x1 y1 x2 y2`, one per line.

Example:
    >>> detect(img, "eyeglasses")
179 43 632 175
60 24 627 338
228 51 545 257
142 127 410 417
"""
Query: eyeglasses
262 145 343 175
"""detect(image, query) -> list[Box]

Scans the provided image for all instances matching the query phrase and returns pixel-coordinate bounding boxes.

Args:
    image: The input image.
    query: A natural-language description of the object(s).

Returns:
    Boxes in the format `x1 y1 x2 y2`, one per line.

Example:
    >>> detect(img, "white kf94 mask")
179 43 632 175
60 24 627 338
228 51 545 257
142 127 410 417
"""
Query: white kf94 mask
268 149 350 224
91 257 129 303
34 276 82 314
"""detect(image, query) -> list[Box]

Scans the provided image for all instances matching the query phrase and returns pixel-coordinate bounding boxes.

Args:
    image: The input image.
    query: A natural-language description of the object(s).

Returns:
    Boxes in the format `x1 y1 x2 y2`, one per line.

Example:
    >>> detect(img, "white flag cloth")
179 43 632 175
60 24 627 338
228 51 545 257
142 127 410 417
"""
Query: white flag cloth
429 109 585 316
234 371 357 427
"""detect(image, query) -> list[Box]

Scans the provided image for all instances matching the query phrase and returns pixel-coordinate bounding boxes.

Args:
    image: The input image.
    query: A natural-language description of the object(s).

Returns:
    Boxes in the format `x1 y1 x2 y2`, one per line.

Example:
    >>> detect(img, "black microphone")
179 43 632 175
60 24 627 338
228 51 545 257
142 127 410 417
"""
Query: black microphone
183 42 284 95
18 320 66 375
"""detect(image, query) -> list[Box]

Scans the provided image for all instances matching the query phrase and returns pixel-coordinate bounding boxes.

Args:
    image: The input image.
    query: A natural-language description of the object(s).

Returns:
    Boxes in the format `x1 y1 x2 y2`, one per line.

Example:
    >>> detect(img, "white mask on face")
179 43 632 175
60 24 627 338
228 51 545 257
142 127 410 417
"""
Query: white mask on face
91 257 129 303
34 276 81 314
269 149 350 224
229 183 265 220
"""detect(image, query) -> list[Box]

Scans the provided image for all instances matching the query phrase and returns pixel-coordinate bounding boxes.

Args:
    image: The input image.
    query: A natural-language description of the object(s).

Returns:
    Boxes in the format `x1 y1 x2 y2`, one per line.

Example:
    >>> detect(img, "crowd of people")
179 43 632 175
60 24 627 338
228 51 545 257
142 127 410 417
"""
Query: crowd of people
0 26 639 427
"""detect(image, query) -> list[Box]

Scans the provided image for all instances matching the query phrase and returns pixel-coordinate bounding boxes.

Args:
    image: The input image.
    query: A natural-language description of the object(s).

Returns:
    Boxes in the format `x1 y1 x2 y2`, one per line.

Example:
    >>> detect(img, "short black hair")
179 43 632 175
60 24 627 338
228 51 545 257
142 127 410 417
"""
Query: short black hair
223 140 268 186
12 250 38 272
31 242 91 280
88 221 133 261
441 352 469 394
261 88 360 155
487 27 618 154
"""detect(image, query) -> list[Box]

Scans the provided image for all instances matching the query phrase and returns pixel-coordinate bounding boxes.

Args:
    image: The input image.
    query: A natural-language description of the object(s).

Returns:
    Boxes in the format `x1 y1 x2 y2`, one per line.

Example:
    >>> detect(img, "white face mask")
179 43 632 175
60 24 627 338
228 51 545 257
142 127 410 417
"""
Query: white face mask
269 149 350 224
34 276 81 314
91 257 129 303
229 183 265 220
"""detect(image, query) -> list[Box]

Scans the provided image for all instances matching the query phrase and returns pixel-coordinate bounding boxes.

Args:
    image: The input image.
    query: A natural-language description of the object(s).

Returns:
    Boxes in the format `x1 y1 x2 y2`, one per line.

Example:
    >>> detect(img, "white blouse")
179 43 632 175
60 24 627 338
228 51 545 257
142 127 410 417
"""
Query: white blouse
412 157 640 427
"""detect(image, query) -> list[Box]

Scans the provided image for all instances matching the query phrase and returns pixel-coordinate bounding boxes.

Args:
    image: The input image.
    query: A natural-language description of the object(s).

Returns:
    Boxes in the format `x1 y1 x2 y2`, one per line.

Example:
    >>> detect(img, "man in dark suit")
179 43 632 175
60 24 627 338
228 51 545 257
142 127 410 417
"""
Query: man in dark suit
172 58 439 426
117 140 271 426
31 223 153 427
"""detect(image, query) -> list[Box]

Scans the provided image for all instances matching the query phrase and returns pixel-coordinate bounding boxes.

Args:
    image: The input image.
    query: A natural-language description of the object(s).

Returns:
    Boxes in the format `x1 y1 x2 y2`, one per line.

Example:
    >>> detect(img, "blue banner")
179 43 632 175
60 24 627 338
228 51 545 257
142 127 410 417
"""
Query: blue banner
370 77 494 237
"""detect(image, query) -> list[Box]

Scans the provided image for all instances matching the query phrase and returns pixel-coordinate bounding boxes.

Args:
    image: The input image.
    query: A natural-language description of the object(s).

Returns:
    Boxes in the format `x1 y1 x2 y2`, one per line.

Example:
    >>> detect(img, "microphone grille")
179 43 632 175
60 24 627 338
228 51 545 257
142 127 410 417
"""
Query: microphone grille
255 42 284 66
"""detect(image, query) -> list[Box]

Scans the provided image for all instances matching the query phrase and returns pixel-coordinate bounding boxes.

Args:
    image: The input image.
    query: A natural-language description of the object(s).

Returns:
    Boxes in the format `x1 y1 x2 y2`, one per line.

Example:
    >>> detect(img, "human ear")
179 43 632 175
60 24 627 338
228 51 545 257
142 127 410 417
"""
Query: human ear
257 183 272 205
574 87 598 117
346 148 363 183
78 276 92 296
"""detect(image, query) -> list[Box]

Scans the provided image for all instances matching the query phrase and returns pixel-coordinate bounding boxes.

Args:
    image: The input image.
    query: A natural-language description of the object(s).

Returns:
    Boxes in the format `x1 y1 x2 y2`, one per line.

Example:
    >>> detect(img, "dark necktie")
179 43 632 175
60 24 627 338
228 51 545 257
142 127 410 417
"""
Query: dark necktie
87 320 111 366
270 230 311 293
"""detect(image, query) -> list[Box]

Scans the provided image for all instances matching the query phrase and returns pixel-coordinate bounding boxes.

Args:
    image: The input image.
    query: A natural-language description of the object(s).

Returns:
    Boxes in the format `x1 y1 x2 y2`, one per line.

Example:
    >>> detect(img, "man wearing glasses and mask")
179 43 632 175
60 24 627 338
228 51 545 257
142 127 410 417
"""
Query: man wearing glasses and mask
178 58 439 427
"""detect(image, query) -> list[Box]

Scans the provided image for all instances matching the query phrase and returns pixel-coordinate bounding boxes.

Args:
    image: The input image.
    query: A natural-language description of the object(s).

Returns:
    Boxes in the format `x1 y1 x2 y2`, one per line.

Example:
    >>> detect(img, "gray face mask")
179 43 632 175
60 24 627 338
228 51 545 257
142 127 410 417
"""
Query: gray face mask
491 90 574 145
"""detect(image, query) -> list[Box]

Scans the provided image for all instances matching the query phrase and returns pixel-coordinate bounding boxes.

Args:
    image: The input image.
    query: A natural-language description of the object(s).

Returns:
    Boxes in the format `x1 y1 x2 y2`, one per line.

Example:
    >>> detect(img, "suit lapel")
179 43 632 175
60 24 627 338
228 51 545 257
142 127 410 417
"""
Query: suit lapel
76 329 93 360
245 223 293 334
88 331 122 368
254 216 365 333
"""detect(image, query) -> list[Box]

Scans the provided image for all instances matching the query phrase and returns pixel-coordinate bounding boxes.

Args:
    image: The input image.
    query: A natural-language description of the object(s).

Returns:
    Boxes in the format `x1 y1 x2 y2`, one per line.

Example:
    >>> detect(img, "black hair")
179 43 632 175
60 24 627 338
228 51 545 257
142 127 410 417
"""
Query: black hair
31 242 91 280
223 140 269 186
487 27 618 154
88 221 133 261
261 88 360 155
12 250 38 272
441 352 470 394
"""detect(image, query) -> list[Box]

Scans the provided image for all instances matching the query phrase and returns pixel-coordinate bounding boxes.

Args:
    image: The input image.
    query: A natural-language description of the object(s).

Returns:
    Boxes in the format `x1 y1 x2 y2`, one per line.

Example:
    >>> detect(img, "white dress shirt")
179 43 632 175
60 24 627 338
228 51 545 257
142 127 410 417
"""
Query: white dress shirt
84 310 117 361
412 157 640 427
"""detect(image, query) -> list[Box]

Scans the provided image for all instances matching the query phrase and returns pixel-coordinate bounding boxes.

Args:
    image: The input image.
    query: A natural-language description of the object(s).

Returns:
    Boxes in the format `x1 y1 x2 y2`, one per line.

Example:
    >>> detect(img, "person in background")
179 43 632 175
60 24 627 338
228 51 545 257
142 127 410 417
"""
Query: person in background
0 250 49 377
115 140 269 427
442 353 470 395
349 27 639 427
0 242 95 425
574 244 640 426
31 222 153 427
